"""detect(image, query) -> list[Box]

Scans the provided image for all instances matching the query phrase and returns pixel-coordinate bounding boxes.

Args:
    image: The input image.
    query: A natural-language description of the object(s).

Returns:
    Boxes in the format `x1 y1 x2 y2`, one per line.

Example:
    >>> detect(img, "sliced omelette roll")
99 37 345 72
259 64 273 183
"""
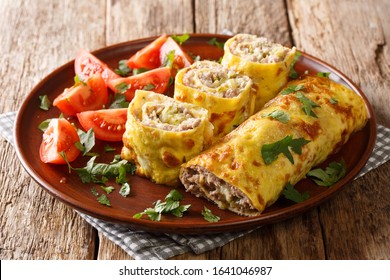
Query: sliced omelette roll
174 60 254 140
221 34 296 112
180 76 368 216
121 90 213 186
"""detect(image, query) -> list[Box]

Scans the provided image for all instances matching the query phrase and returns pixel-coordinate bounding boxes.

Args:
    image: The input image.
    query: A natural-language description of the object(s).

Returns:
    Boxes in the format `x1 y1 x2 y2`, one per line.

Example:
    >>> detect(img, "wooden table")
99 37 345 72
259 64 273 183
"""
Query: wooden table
1 0 389 260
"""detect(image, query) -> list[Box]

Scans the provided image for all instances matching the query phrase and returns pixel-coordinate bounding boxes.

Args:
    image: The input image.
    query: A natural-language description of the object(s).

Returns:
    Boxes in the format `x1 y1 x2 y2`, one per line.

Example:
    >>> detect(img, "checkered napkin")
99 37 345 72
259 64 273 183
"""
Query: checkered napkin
1 111 389 259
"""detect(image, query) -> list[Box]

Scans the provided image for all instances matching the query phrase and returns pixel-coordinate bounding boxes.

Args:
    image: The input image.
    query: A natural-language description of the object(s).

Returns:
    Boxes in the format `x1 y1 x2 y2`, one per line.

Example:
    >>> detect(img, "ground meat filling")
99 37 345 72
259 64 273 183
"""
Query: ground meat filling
181 166 258 216
140 102 201 131
182 61 251 98
229 34 292 63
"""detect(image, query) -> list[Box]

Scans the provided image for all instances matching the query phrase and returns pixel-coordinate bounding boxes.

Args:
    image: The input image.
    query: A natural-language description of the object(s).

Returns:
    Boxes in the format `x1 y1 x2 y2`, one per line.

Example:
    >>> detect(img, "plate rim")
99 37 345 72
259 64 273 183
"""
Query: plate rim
13 34 377 234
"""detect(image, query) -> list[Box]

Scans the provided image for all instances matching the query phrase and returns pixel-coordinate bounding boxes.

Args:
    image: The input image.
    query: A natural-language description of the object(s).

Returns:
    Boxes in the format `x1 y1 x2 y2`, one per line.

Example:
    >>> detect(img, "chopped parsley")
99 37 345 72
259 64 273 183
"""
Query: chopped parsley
282 183 310 203
208 37 225 49
97 194 111 206
201 207 220 222
39 95 52 111
162 50 175 68
261 135 310 165
115 59 132 77
281 84 305 95
115 82 131 94
132 68 148 75
171 33 190 45
100 185 115 194
307 160 346 187
133 189 191 221
76 128 95 156
109 93 129 109
289 51 301 79
261 109 290 124
296 92 320 118
142 83 156 91
317 72 331 78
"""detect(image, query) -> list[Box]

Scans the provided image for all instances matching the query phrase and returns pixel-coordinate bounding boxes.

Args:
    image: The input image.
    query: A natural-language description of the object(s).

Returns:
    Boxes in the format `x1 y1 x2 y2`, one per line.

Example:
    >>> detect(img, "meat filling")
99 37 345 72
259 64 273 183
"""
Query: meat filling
141 102 201 131
182 61 251 98
181 166 259 216
229 34 293 63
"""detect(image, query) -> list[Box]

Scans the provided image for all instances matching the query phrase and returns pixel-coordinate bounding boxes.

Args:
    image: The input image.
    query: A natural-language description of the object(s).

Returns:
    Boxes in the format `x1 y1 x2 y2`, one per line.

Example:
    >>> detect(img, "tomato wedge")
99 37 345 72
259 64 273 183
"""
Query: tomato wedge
159 37 193 71
108 67 171 101
53 74 108 116
77 108 128 142
127 34 168 70
75 49 120 91
39 118 81 164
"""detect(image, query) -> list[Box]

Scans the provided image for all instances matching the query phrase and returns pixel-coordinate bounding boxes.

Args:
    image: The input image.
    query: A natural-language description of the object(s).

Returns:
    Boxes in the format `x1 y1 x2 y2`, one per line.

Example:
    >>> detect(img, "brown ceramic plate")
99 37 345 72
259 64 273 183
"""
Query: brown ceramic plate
14 34 376 234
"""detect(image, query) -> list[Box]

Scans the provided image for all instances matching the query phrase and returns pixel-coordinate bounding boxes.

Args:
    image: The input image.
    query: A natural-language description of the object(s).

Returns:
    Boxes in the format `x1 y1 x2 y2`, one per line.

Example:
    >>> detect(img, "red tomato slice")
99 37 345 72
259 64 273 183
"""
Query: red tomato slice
159 37 193 71
75 49 120 91
53 74 108 116
39 118 81 164
127 34 168 70
77 108 128 142
108 67 171 101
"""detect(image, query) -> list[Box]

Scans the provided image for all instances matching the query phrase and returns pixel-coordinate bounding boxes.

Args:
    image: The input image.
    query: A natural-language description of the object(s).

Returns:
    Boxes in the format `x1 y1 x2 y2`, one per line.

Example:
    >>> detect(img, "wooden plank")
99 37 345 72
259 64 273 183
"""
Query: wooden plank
96 0 195 260
0 0 107 259
288 0 390 259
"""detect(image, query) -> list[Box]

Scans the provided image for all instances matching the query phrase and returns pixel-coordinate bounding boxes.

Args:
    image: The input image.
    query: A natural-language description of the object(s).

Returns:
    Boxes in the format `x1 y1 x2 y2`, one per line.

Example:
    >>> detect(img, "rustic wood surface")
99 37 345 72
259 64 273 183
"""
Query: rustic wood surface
0 0 389 260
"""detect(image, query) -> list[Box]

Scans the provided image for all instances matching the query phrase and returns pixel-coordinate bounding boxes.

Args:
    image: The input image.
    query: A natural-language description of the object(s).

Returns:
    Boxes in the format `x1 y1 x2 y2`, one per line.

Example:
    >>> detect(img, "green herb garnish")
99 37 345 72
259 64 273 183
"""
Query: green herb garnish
171 33 190 45
132 68 148 75
133 189 191 221
261 135 310 165
76 128 95 156
289 51 301 79
142 83 156 91
281 84 305 95
330 98 338 104
201 207 220 223
39 95 52 111
261 109 290 124
208 37 225 49
109 93 129 109
317 72 331 78
100 185 114 194
104 144 116 152
97 194 111 206
282 183 310 203
115 59 132 77
115 82 131 94
74 75 86 86
307 160 346 187
296 92 320 118
162 50 175 68
38 119 51 132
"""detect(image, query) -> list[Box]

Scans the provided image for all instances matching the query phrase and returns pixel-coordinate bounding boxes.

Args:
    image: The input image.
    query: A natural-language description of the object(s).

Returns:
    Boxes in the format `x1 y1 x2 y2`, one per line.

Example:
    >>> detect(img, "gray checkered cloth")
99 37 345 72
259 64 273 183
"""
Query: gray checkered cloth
1 111 389 259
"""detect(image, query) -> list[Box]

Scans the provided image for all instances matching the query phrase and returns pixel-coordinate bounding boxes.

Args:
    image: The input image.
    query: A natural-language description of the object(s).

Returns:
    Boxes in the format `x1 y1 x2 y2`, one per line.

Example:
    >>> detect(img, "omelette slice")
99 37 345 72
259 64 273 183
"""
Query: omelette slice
174 60 255 141
121 90 213 186
221 34 296 112
180 76 368 216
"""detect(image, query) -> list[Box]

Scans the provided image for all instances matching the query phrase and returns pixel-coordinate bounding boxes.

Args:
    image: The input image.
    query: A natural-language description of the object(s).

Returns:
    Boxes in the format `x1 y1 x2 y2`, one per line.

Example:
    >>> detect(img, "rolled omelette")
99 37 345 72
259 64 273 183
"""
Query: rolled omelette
174 60 255 140
221 34 296 112
121 90 213 186
180 76 368 216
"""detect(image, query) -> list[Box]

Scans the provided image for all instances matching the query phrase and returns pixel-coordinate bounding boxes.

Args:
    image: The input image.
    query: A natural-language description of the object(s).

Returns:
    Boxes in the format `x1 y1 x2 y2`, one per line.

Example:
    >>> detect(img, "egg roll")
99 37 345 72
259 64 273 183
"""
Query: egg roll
121 90 213 186
180 76 368 216
174 60 255 140
221 34 296 112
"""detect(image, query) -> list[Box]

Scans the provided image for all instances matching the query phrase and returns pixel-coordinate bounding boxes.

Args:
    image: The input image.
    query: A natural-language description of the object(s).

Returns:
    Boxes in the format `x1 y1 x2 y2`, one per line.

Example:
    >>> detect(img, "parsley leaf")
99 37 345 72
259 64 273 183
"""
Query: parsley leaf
97 194 111 206
289 51 301 79
261 109 290 124
115 59 132 77
171 33 190 45
162 50 175 68
281 84 305 95
38 118 51 132
142 83 156 91
202 206 220 222
132 68 148 75
307 160 346 187
115 82 131 94
39 95 52 111
100 185 115 194
109 93 129 109
208 38 225 49
317 72 331 78
261 135 310 165
296 92 320 118
77 128 95 156
282 183 310 203
133 189 191 221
